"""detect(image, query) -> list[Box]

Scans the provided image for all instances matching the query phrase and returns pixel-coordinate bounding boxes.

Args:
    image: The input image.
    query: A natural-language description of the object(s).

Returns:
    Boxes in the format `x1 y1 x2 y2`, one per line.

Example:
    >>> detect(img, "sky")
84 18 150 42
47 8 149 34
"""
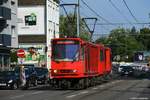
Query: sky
60 0 150 38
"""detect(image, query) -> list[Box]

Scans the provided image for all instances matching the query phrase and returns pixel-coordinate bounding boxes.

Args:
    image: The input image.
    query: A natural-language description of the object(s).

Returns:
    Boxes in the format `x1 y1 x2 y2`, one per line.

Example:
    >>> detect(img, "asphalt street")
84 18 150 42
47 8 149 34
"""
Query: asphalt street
0 78 150 100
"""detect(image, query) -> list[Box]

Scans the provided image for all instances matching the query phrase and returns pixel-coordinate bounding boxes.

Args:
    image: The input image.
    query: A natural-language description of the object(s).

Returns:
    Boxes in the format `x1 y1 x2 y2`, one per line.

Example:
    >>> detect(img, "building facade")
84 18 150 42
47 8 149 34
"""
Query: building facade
18 0 59 68
0 0 18 68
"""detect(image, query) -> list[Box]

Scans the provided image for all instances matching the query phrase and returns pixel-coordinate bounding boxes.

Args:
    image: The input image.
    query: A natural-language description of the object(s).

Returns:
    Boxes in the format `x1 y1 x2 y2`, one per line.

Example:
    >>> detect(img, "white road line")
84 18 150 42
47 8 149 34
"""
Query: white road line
10 95 25 99
66 80 122 99
66 91 89 98
129 97 149 100
31 91 44 95
80 91 89 94
98 80 122 88
92 87 98 90
10 91 44 99
66 94 77 98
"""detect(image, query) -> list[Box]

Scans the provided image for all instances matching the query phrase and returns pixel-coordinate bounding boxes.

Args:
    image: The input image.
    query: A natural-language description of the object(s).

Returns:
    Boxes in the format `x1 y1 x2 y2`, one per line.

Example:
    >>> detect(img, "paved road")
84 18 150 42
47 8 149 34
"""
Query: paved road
0 78 150 100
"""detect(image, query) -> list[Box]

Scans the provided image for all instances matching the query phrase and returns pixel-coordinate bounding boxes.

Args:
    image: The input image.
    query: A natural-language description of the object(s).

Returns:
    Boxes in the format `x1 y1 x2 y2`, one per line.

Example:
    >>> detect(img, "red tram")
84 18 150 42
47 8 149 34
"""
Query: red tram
49 38 112 89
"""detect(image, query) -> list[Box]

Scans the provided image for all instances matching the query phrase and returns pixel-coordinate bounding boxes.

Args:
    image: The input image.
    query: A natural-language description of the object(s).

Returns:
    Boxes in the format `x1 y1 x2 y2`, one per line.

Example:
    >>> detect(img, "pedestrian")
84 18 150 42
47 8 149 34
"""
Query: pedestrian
20 65 26 87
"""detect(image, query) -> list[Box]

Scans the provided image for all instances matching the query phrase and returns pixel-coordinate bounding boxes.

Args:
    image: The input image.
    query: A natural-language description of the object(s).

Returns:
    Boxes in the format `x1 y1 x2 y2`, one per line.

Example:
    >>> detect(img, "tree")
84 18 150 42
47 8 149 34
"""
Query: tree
10 49 18 63
96 28 144 61
137 28 150 50
59 14 90 41
53 0 60 4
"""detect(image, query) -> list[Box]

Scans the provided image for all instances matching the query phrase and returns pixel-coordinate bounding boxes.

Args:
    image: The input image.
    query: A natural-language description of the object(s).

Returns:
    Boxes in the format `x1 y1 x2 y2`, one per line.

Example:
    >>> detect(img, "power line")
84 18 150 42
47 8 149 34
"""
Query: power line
88 22 150 26
122 0 139 23
109 0 133 25
60 0 65 3
81 0 113 25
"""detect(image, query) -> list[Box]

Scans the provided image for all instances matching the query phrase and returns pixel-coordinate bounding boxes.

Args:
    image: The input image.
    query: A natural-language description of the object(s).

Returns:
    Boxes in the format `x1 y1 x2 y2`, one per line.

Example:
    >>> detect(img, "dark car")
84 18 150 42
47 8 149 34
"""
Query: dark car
120 66 134 76
35 67 49 84
13 66 38 89
0 71 20 89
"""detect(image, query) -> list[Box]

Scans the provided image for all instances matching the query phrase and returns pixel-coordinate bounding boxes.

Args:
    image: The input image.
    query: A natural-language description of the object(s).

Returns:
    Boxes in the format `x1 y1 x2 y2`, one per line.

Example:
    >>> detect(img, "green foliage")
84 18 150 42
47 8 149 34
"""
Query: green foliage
59 14 90 41
53 0 60 4
138 28 150 50
96 27 145 61
60 14 77 37
10 50 18 63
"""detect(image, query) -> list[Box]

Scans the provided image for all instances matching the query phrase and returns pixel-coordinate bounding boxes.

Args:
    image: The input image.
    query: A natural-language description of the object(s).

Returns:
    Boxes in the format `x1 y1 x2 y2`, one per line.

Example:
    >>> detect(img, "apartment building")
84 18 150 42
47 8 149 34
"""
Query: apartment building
18 0 59 68
0 0 18 68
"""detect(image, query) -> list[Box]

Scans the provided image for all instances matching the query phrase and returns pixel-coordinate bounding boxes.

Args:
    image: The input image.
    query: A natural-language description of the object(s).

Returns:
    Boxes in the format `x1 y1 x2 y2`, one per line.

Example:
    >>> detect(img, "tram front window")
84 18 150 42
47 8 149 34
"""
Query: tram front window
52 44 79 61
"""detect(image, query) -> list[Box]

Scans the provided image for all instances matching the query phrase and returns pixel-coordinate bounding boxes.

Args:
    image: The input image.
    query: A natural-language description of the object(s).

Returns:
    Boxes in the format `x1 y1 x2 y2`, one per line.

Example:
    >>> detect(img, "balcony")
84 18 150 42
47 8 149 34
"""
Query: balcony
0 7 11 20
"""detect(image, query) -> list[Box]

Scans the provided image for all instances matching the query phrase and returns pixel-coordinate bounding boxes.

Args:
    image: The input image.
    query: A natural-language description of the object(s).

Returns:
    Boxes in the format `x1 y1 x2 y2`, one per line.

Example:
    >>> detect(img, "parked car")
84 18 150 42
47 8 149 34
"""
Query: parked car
0 65 38 90
13 66 38 89
0 70 20 89
120 66 134 76
35 67 49 84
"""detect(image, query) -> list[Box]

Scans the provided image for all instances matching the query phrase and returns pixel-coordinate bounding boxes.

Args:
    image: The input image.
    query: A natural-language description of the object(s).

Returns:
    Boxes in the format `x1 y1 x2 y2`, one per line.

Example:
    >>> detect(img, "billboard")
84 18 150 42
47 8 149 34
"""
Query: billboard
18 6 45 35
19 44 46 67
134 52 144 62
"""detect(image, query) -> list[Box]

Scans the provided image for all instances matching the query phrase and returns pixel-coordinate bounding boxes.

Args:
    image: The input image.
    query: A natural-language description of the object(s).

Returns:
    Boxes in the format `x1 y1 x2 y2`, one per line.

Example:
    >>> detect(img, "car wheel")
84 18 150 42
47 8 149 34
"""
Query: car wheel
11 83 18 90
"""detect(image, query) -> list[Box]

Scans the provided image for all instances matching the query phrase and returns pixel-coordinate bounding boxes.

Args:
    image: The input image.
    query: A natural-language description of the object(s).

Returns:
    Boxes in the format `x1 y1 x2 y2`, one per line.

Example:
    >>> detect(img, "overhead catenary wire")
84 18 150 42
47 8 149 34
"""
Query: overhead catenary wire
122 0 139 23
81 0 114 25
109 0 133 25
60 0 111 35
87 22 150 26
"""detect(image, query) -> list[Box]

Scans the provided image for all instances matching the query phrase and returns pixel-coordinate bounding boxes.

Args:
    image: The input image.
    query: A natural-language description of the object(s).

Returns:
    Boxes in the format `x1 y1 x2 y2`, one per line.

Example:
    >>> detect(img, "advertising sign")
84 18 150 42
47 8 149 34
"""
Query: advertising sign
134 52 144 62
18 6 45 35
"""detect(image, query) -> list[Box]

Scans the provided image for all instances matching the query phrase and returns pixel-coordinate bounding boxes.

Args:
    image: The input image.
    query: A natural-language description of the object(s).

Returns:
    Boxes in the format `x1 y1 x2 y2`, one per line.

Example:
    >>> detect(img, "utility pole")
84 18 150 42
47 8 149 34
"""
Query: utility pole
149 13 150 27
77 0 80 37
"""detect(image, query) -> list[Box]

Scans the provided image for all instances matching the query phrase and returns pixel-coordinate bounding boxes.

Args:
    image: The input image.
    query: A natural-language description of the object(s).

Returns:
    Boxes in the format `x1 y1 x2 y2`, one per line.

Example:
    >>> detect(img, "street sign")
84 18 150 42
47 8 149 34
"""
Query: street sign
17 49 25 58
18 58 25 64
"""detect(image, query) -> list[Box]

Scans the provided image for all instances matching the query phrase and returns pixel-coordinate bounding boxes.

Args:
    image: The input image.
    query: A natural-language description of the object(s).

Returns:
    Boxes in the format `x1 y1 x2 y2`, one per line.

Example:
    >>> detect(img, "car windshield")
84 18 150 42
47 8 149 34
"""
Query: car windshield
0 71 14 76
24 67 30 75
122 66 133 70
52 44 79 61
35 68 48 75
23 64 35 67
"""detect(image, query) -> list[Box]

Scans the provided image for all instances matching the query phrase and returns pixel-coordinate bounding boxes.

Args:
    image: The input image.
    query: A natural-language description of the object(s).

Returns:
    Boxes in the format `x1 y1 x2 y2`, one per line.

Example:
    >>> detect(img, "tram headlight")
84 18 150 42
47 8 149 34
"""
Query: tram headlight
73 69 77 73
53 70 58 73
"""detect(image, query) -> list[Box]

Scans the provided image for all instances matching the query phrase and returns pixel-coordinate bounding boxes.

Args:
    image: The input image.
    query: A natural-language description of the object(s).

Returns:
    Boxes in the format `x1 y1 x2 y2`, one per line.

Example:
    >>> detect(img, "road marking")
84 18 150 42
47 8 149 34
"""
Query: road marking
66 94 77 98
31 91 44 95
66 91 89 98
10 91 44 99
66 80 122 99
80 91 89 94
98 80 122 88
92 87 98 90
10 95 25 99
129 97 149 100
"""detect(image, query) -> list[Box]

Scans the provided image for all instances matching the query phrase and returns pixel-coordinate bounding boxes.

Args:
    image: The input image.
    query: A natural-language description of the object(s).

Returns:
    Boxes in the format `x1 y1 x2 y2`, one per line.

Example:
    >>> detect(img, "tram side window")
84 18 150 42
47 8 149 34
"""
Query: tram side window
80 47 84 60
100 50 104 61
